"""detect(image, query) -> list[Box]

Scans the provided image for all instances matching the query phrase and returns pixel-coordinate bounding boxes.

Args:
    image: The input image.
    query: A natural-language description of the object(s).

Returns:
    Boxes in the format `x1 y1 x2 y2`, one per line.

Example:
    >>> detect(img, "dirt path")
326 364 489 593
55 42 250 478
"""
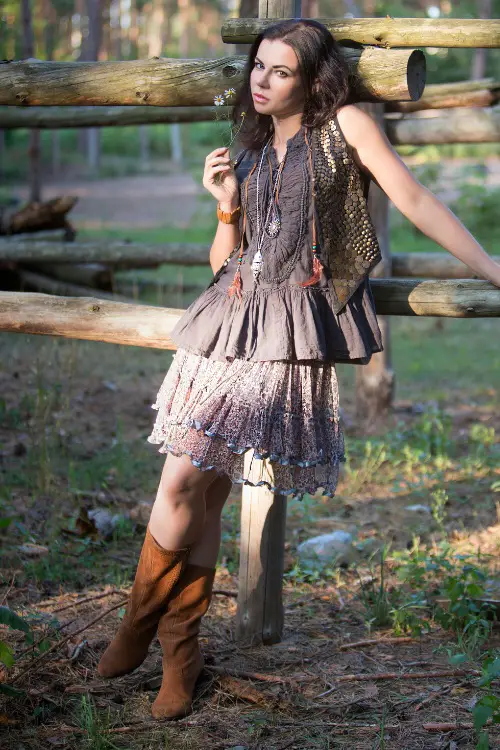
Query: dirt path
9 169 207 229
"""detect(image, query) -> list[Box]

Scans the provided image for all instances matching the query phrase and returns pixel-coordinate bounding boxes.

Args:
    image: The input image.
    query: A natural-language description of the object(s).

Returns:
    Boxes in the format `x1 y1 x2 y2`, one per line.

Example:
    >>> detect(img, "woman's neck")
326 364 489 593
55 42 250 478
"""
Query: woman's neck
271 114 303 147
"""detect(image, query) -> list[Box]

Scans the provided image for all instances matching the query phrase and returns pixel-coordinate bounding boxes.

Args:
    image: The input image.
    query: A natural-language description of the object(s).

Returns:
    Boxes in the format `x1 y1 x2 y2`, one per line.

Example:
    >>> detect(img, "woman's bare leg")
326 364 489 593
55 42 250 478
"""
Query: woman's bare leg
149 452 220 550
187 474 233 567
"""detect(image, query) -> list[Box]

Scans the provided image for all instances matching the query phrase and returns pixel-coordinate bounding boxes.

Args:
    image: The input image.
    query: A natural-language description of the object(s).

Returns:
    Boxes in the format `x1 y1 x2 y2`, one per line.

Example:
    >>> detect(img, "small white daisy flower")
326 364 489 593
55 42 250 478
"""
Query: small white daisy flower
214 94 225 106
224 88 236 97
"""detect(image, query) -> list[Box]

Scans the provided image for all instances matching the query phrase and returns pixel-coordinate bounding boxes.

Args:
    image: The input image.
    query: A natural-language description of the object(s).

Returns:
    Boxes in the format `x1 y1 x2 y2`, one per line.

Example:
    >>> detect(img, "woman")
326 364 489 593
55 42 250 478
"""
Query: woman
97 19 500 719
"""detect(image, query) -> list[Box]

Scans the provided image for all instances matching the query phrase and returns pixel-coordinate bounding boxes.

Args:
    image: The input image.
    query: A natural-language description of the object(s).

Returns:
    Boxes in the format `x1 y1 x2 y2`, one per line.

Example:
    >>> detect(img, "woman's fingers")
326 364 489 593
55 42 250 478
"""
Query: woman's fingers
208 165 231 181
207 155 231 168
206 147 231 165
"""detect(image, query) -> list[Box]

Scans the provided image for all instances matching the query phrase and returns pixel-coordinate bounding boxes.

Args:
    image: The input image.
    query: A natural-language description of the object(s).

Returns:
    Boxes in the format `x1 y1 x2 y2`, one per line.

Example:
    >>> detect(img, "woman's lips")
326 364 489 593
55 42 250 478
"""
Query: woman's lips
253 93 269 102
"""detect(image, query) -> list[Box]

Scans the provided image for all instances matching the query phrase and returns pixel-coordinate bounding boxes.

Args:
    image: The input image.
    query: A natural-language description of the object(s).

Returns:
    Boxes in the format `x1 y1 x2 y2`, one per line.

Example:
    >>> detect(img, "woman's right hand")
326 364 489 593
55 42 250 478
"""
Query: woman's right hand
202 147 239 207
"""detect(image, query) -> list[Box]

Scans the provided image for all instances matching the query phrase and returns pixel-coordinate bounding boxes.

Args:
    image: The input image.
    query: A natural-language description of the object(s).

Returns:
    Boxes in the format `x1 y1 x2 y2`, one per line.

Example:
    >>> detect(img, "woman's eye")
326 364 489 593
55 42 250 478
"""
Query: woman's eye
254 61 286 76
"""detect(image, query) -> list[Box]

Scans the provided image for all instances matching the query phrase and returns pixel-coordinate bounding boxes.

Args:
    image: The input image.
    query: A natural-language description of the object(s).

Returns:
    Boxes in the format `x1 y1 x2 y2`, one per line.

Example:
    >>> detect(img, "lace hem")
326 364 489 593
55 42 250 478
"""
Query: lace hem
146 347 346 499
147 421 346 500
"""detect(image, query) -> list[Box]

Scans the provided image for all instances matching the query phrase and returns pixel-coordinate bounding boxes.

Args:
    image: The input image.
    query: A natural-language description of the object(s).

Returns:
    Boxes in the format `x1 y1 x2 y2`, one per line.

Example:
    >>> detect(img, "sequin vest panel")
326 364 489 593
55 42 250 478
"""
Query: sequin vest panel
311 115 382 313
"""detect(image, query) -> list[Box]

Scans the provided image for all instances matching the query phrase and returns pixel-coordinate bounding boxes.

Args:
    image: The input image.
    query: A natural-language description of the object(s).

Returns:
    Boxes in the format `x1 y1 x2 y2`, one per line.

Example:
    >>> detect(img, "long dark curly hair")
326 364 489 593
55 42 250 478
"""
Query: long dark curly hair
231 18 351 152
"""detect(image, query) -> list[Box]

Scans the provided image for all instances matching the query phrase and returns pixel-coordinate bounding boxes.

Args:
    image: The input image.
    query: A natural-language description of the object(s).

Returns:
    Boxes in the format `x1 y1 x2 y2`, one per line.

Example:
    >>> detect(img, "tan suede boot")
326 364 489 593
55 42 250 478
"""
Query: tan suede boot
151 563 216 720
97 525 191 679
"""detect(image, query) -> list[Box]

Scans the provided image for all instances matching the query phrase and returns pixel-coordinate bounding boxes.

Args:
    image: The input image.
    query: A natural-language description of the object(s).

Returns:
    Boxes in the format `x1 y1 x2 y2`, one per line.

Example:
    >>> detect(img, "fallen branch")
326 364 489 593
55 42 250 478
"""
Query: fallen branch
339 636 417 650
0 196 76 236
215 675 278 708
50 589 128 614
334 668 478 683
206 665 310 684
36 589 127 614
9 599 127 685
423 720 495 732
414 679 470 711
15 590 128 661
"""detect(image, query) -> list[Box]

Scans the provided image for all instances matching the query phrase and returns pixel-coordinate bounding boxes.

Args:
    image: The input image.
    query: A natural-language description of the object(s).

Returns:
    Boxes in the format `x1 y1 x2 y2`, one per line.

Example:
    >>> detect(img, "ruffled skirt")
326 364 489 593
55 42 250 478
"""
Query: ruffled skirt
147 348 346 500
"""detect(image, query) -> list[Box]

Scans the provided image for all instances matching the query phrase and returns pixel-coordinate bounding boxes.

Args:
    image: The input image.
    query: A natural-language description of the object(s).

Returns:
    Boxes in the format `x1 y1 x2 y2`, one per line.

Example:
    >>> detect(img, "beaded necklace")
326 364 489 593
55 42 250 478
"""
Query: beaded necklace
227 127 324 301
251 134 287 280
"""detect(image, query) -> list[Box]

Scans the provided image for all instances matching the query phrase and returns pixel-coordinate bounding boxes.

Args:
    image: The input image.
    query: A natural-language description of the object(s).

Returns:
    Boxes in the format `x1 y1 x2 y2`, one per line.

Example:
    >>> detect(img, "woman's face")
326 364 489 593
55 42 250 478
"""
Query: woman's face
250 38 305 117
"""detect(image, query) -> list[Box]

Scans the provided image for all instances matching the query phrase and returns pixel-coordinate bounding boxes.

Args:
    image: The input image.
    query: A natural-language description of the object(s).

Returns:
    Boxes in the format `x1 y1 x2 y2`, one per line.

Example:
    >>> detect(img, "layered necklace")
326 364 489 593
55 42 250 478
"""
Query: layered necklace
251 133 287 280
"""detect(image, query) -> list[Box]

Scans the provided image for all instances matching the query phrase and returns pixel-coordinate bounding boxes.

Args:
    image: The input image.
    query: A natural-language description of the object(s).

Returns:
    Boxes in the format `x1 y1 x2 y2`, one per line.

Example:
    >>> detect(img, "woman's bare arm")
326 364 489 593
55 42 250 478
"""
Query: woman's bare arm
209 196 241 275
337 104 500 286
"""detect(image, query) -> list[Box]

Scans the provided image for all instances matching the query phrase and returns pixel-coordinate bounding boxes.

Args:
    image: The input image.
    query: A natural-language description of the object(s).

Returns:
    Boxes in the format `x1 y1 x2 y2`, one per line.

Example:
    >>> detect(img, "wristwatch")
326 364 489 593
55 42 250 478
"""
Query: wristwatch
217 202 241 224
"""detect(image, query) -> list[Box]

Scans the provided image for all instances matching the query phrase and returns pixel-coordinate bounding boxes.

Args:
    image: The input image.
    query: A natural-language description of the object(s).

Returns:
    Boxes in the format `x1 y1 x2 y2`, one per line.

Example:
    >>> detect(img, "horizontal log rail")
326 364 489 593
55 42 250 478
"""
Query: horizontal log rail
0 49 425 105
0 239 210 266
387 77 500 112
2 104 499 147
386 105 500 144
0 281 498 349
0 105 219 129
392 252 500 279
2 239 499 279
1 80 498 128
221 17 500 48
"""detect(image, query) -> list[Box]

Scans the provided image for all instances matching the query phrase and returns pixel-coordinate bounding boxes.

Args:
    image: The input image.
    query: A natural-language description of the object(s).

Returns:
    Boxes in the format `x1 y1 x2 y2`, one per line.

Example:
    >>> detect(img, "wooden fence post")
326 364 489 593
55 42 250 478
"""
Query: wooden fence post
236 452 288 645
234 0 301 645
355 101 395 427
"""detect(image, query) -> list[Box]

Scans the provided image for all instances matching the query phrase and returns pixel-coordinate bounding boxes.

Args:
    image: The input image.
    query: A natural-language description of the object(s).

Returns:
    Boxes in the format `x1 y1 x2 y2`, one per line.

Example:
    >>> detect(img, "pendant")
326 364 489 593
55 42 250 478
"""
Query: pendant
251 248 263 279
265 204 281 237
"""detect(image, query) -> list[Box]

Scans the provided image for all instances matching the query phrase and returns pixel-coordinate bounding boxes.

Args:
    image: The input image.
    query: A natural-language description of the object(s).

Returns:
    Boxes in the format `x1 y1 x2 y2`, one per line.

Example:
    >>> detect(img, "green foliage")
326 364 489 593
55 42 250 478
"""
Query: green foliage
75 695 121 750
394 543 496 657
343 438 388 494
0 605 31 696
356 545 393 630
449 183 500 246
472 655 500 748
0 605 30 635
430 487 449 532
283 558 332 584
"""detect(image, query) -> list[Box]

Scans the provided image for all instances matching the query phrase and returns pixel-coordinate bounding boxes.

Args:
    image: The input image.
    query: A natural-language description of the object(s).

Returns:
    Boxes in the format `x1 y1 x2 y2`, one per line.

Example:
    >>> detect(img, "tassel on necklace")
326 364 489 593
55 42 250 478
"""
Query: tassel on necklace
227 162 256 303
300 246 324 287
227 265 243 301
300 129 324 288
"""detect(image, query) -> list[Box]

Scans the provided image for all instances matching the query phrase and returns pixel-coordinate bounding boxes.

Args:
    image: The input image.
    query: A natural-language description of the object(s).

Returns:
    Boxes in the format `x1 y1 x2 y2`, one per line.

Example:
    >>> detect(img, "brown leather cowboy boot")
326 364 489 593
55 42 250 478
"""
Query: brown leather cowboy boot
97 525 191 679
151 562 216 720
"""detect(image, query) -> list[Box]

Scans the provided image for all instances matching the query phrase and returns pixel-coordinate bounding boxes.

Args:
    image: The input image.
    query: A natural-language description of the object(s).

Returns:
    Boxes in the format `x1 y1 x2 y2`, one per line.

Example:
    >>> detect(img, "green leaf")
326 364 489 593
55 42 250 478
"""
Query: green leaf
473 701 494 731
478 657 500 686
466 582 485 598
0 606 30 634
0 641 14 668
449 652 467 666
0 683 24 697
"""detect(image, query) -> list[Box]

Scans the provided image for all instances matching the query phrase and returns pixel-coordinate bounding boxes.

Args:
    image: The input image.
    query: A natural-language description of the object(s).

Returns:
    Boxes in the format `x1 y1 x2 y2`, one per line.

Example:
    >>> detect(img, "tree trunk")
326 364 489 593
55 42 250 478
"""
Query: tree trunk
21 0 42 203
471 0 492 79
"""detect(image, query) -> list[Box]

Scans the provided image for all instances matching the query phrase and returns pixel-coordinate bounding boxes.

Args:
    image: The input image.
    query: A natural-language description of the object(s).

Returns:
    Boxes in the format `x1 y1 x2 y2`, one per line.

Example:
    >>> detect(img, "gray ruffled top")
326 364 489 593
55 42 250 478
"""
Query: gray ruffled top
171 124 383 365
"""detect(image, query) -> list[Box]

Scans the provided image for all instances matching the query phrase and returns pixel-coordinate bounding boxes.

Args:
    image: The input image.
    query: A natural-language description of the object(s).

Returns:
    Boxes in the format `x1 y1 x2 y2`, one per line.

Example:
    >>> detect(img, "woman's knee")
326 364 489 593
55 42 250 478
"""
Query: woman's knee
157 453 218 508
